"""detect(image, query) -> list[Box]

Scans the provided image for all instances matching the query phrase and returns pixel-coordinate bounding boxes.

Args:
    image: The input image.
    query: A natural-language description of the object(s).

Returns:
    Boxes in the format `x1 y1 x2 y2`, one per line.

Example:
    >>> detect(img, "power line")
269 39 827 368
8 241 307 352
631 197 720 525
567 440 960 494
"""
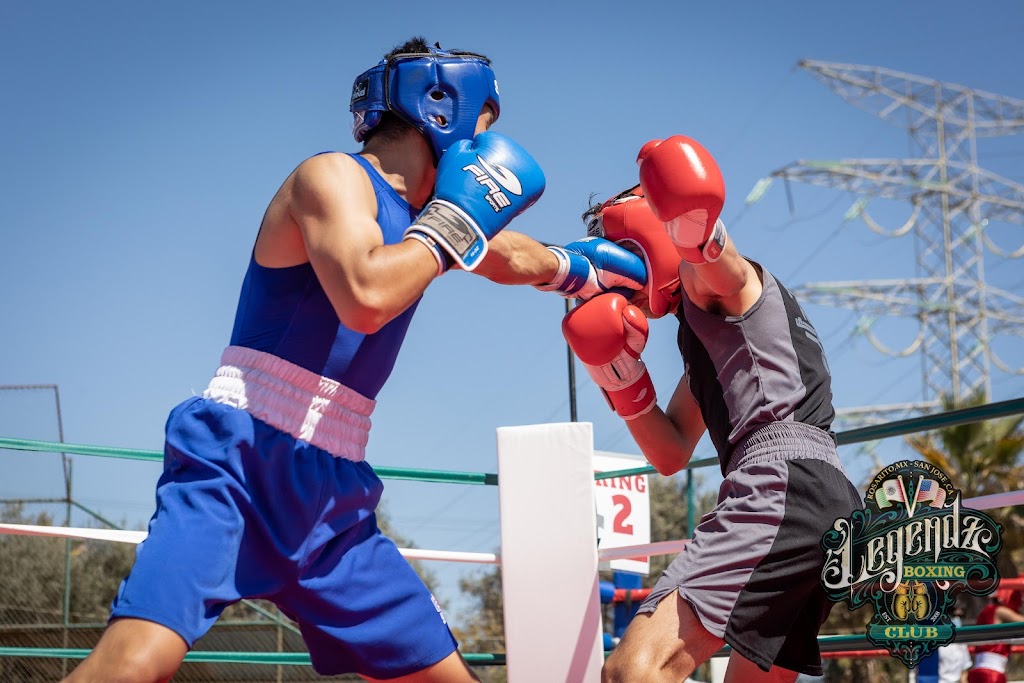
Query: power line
775 60 1024 424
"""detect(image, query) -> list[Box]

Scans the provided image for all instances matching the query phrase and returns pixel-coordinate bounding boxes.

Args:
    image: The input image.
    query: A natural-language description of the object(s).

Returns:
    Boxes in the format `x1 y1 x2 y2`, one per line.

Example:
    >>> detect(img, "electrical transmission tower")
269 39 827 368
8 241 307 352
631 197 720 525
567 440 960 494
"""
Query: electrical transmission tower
771 60 1024 423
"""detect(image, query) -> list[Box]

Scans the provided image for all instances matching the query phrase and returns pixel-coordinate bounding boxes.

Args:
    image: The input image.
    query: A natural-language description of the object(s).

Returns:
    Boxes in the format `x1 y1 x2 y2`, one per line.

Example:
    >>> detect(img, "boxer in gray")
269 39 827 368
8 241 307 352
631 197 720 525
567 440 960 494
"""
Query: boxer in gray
564 135 861 683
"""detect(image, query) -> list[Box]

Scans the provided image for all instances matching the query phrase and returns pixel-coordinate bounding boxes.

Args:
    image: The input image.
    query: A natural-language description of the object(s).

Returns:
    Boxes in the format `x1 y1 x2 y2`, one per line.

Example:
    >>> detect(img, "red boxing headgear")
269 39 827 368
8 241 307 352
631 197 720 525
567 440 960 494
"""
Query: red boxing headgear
584 185 682 319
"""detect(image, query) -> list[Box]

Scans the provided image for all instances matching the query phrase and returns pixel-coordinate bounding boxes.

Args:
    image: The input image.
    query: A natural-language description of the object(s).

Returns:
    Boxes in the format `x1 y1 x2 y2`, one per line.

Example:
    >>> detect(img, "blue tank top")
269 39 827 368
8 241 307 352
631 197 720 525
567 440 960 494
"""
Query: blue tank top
228 154 420 400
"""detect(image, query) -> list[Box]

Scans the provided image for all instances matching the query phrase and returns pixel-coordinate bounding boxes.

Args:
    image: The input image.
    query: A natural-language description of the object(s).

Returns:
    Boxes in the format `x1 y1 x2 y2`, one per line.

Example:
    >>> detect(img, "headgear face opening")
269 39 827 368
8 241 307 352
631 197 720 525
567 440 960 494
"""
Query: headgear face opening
349 46 500 163
585 185 682 319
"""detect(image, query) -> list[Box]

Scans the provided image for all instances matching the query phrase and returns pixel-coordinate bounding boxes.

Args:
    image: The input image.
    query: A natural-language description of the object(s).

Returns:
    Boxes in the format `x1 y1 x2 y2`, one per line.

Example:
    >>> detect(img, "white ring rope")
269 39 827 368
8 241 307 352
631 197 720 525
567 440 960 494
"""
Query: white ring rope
598 539 687 562
0 526 691 563
959 489 1024 511
0 491 1019 564
598 489 1024 561
0 523 499 565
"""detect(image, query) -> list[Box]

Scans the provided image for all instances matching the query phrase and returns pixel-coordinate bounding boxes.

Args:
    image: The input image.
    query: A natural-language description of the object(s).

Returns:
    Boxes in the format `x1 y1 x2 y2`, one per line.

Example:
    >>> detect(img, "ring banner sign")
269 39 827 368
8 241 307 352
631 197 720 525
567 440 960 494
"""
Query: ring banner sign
819 460 1004 668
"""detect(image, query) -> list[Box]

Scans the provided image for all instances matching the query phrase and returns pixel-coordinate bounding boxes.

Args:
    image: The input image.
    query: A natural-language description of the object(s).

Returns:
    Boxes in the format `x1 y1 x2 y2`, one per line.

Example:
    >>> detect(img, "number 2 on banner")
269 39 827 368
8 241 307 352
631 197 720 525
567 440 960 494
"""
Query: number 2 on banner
612 494 634 535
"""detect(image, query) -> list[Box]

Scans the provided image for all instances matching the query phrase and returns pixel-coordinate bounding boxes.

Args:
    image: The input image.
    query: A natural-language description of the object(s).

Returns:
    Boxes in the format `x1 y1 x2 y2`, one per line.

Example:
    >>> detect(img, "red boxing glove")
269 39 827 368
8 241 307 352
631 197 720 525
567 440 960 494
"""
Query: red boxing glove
637 135 728 264
562 293 656 420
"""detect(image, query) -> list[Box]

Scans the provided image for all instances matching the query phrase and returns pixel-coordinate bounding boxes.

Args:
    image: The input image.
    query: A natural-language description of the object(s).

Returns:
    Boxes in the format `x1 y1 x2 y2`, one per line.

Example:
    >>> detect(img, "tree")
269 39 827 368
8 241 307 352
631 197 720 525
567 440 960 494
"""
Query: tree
905 391 1024 503
0 500 441 682
904 391 1024 588
455 567 506 683
0 503 136 628
819 392 1024 682
904 391 1024 681
0 503 138 682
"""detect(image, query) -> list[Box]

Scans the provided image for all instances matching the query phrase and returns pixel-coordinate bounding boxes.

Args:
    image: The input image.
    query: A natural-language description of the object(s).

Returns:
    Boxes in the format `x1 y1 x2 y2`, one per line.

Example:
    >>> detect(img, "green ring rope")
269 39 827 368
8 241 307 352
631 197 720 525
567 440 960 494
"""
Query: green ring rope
2 396 1021 485
2 622 1020 665
0 436 497 486
595 396 1024 480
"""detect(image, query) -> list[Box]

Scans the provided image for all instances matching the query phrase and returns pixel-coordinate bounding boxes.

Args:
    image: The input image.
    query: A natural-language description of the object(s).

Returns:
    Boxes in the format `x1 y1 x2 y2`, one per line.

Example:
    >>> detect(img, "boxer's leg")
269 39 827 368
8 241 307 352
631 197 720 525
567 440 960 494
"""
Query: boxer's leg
603 590 723 682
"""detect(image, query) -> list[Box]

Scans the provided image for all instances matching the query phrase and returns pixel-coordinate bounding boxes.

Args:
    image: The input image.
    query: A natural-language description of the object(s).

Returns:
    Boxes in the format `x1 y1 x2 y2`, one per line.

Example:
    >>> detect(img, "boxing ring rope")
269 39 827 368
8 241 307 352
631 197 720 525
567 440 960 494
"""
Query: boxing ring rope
597 484 1024 565
607 578 1024 606
1 422 601 677
1 398 1023 678
6 395 1023 485
0 647 507 666
0 522 500 565
593 395 1024 481
0 436 498 486
0 437 508 670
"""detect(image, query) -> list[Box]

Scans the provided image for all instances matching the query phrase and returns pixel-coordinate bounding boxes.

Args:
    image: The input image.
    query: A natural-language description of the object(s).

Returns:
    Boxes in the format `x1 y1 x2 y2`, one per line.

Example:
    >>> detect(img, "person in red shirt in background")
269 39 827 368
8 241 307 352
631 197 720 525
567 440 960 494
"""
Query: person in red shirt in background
969 588 1024 683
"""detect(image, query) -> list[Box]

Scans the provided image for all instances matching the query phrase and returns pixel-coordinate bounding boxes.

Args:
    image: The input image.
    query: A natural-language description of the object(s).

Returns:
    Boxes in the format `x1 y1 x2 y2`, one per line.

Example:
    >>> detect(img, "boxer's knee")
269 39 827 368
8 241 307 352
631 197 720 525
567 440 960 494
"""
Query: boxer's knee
602 644 655 682
603 592 721 683
65 653 174 683
63 618 186 683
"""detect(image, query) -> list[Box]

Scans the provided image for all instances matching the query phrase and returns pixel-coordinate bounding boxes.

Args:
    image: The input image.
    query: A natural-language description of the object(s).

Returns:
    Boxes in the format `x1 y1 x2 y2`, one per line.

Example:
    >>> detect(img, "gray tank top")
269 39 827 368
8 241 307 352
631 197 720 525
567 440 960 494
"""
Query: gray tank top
676 260 836 473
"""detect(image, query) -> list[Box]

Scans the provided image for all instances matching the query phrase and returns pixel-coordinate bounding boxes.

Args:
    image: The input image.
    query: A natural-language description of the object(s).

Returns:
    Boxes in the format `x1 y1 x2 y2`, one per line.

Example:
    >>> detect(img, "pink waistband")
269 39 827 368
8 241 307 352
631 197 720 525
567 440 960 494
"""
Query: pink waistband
203 346 375 461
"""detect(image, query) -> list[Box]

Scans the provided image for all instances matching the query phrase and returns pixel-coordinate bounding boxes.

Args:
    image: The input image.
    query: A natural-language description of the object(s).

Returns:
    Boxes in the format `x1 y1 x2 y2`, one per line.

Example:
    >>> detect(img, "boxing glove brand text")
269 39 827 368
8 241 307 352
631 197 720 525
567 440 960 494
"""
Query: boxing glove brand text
463 156 523 213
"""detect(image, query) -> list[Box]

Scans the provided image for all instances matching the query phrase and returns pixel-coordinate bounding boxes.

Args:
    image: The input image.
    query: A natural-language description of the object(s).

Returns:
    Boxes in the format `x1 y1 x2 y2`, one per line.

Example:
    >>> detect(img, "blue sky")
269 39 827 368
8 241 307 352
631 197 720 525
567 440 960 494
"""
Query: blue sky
2 1 1023 625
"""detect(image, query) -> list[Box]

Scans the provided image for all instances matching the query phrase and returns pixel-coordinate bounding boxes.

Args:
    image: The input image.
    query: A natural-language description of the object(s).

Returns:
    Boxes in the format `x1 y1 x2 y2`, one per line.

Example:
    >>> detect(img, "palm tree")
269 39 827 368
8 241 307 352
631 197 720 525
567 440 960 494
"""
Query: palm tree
905 391 1024 501
816 394 1024 681
905 390 1024 604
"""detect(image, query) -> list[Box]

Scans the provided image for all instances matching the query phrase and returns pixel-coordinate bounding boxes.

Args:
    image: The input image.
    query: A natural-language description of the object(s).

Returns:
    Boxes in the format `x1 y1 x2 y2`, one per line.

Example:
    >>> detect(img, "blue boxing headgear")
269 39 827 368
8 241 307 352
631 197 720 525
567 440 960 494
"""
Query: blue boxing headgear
349 46 500 162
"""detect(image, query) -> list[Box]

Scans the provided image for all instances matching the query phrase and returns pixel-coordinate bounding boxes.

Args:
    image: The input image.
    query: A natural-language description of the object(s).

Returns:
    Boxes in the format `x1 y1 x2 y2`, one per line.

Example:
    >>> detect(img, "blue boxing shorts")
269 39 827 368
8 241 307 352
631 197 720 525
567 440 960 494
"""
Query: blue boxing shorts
110 348 458 678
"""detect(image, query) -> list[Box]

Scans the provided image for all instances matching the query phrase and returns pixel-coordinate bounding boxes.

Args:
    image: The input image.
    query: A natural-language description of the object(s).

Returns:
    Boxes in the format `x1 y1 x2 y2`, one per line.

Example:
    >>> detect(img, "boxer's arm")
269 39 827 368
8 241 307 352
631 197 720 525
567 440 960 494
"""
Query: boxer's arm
638 135 762 317
471 230 562 286
290 153 438 333
995 606 1024 623
474 233 648 301
624 375 707 476
680 237 763 317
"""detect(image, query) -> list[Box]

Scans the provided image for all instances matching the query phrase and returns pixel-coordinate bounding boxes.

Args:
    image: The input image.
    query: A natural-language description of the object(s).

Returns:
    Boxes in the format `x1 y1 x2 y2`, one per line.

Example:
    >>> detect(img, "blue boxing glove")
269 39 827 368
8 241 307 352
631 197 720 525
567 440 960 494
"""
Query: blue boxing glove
536 236 648 300
405 132 546 273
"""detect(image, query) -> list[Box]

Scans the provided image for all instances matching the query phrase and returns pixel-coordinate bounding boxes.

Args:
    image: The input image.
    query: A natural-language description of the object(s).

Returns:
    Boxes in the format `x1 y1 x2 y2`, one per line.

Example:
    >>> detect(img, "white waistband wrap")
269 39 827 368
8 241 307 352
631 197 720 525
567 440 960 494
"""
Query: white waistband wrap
203 346 375 461
973 651 1007 673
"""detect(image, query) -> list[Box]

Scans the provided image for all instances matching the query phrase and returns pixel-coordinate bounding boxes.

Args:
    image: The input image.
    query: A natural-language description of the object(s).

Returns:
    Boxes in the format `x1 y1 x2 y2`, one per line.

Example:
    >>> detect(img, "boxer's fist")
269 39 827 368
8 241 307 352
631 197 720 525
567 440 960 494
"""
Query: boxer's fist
537 236 647 300
562 293 656 419
406 132 546 273
637 135 727 264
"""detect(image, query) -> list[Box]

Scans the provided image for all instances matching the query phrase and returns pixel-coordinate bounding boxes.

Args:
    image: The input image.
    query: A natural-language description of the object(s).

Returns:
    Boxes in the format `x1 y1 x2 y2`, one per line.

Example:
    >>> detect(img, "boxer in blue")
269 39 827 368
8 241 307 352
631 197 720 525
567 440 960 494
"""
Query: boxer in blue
63 36 646 683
